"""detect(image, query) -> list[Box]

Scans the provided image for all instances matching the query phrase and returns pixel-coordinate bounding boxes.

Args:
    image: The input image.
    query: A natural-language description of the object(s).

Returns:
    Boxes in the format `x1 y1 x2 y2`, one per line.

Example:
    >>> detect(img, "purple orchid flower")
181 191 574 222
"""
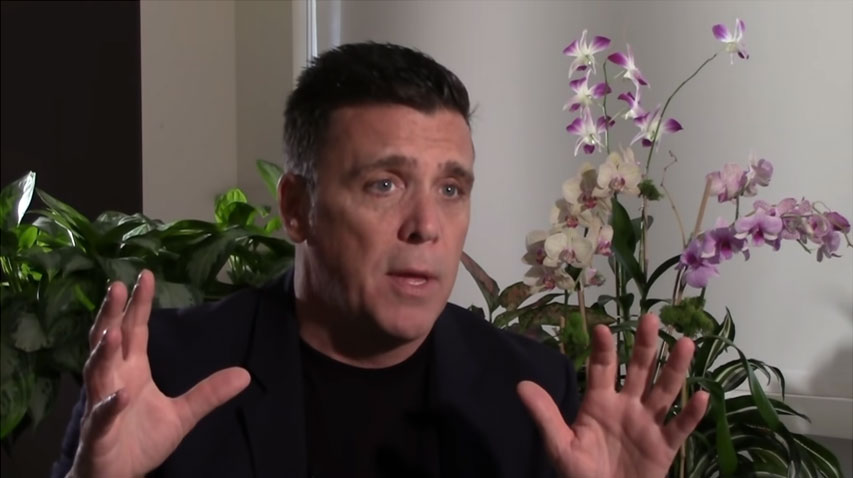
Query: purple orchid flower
617 90 645 120
735 210 784 247
564 30 611 76
707 223 750 261
607 44 648 89
679 237 720 288
631 107 683 147
817 231 842 262
825 211 851 234
713 18 749 64
565 74 611 112
567 108 610 155
743 157 773 196
707 163 747 202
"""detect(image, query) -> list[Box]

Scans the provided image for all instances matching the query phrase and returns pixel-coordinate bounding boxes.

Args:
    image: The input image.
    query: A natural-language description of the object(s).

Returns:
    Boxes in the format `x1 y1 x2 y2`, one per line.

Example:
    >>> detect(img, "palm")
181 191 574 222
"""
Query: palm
72 271 250 478
519 314 709 478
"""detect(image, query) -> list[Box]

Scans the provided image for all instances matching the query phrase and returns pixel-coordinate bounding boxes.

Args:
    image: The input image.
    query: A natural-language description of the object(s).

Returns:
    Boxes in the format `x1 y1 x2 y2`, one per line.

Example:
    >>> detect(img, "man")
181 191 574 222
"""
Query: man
53 42 708 478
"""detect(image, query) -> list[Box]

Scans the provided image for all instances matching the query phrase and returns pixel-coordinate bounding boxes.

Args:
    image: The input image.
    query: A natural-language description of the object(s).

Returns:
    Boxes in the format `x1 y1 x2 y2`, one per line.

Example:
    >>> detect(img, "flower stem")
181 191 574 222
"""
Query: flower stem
646 53 719 172
692 178 713 240
602 61 611 155
662 151 688 247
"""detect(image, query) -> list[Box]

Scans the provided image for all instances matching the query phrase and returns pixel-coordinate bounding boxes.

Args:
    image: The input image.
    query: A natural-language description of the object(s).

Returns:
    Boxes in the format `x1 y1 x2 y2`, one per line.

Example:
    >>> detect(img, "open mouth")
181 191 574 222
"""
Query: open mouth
387 270 437 291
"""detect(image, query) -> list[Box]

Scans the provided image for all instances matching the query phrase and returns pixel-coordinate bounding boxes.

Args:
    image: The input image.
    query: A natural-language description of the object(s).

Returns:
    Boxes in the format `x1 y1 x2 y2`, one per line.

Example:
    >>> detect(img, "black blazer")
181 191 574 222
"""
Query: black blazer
52 270 580 477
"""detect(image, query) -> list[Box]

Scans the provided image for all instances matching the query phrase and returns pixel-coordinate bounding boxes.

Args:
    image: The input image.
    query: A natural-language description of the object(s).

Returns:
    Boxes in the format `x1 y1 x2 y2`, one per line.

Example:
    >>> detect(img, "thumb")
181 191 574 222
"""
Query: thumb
175 367 251 431
517 380 575 464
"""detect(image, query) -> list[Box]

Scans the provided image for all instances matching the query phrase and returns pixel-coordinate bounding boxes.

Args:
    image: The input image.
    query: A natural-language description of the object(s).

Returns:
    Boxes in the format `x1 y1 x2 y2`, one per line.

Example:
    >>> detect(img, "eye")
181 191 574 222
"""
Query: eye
441 184 462 198
367 178 397 194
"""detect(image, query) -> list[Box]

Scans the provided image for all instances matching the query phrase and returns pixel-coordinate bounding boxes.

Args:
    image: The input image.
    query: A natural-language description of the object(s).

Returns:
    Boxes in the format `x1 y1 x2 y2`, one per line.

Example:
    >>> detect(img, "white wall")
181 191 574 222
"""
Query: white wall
316 0 853 438
141 0 238 221
141 0 291 221
236 0 293 207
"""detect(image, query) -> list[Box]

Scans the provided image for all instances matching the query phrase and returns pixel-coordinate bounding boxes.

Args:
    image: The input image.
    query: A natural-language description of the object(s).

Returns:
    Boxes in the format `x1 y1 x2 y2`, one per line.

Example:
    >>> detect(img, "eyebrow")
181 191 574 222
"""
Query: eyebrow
346 154 475 187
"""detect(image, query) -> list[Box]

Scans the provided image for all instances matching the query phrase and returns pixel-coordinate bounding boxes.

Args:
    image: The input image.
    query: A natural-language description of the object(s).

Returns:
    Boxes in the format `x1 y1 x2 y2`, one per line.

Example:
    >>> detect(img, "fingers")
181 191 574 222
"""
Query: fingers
664 390 709 449
622 314 661 397
121 270 155 359
586 325 617 392
517 381 574 463
89 282 127 350
81 388 130 443
643 337 695 421
83 327 123 409
174 367 251 433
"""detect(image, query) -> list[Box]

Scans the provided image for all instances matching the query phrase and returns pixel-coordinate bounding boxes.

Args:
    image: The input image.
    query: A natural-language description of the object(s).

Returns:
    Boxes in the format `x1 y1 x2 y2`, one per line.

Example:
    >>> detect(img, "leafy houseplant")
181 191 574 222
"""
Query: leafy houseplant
0 160 293 445
463 19 849 477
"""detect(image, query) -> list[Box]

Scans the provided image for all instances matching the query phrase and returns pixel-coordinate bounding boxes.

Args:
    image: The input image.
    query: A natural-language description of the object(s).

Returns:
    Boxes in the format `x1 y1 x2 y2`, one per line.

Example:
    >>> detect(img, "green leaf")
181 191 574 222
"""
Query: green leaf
492 293 561 328
694 310 733 376
610 197 646 294
256 159 284 199
790 433 843 478
73 285 97 312
17 224 39 250
0 342 20 382
263 216 283 234
27 375 59 428
11 313 48 352
0 354 33 439
467 305 485 320
214 188 249 225
36 189 96 244
690 377 737 476
0 171 36 229
498 282 532 311
99 257 143 287
226 202 261 228
154 280 201 309
185 229 247 288
704 333 781 432
460 251 500 314
31 216 73 247
646 254 680 292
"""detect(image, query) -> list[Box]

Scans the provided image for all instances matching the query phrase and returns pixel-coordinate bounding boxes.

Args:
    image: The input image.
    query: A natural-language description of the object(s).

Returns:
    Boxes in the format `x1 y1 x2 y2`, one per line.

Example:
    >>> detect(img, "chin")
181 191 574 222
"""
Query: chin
372 302 444 342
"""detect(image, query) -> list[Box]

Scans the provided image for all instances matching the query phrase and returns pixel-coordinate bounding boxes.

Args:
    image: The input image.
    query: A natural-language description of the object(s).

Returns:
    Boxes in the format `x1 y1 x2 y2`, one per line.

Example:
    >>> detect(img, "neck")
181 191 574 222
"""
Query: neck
293 264 427 369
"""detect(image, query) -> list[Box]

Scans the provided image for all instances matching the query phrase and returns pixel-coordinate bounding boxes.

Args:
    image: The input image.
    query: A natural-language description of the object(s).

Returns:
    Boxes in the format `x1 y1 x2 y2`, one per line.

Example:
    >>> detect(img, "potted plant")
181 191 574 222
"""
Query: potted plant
0 160 293 445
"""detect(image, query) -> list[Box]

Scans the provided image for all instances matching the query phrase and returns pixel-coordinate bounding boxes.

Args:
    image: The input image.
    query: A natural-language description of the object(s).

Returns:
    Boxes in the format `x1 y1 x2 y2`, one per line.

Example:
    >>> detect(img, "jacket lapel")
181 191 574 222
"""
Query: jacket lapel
238 270 308 478
431 309 545 478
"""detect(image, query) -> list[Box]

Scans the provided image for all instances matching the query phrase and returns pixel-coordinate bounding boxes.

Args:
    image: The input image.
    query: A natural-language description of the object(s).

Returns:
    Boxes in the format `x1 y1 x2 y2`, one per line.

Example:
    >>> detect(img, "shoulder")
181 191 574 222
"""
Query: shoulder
440 303 577 408
146 284 272 395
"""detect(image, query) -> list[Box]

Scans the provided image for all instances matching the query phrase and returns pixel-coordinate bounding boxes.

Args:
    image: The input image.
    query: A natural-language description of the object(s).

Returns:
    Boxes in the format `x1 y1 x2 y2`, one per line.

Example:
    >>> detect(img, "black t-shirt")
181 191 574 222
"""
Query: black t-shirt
301 334 440 478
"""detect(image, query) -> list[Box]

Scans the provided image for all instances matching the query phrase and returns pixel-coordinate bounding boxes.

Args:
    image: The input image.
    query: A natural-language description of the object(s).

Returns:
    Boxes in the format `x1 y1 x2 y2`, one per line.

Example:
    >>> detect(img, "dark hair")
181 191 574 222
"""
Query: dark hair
283 42 472 182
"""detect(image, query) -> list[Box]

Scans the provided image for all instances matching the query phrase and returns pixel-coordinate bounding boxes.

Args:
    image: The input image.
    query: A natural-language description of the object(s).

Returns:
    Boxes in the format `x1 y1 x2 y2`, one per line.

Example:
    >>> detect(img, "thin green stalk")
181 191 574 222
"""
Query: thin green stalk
645 53 719 172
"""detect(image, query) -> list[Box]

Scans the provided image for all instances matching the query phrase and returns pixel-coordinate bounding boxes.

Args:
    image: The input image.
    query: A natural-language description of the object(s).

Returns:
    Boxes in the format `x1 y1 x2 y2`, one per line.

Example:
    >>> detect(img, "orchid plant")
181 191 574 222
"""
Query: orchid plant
463 19 848 478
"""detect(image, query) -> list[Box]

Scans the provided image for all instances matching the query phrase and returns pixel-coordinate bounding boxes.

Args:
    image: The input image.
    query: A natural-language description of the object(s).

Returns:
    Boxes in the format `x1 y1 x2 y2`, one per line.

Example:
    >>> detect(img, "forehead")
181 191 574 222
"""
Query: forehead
319 104 474 172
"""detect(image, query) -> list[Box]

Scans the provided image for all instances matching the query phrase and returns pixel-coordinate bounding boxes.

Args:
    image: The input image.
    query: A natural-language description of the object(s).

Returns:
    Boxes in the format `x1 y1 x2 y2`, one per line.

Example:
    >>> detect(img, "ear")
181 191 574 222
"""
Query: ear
278 173 312 243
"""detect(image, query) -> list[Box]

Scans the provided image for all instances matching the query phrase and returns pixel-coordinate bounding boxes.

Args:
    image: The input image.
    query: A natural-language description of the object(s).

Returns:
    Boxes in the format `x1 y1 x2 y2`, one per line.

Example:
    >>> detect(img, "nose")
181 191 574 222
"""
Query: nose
398 191 440 244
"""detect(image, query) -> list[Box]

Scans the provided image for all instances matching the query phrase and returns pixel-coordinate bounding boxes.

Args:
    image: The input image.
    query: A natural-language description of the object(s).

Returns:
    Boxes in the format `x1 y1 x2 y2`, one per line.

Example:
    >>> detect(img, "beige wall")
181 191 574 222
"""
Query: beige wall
141 0 292 221
236 0 293 207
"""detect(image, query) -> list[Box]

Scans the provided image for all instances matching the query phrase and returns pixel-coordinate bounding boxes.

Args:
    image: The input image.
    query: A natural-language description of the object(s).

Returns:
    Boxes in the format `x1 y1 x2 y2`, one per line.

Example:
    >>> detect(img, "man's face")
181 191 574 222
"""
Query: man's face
297 104 474 344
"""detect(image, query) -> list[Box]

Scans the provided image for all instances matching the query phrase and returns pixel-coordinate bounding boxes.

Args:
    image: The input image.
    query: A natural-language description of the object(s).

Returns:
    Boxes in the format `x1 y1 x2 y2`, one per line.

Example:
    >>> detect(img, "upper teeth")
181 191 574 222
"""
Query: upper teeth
407 277 427 285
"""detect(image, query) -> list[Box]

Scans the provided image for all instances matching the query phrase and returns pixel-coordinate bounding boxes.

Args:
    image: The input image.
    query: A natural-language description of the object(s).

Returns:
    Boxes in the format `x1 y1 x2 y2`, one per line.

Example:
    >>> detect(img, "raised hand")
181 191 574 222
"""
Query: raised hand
518 314 709 478
68 270 251 478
